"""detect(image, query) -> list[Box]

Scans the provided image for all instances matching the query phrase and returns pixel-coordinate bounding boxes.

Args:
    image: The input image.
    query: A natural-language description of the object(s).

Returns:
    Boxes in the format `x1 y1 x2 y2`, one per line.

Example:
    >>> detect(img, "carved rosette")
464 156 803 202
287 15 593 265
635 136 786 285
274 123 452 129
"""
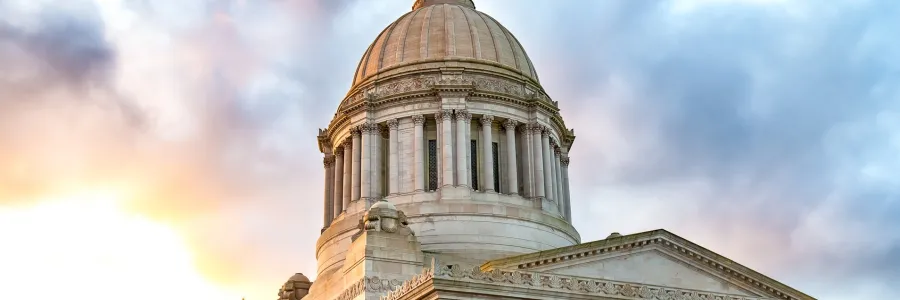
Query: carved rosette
412 114 425 125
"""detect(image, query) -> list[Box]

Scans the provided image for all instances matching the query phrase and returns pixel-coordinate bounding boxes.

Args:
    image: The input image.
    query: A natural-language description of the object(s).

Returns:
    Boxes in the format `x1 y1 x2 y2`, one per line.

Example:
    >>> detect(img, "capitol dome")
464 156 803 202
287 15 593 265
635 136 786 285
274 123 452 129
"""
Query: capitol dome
315 0 577 281
351 0 539 88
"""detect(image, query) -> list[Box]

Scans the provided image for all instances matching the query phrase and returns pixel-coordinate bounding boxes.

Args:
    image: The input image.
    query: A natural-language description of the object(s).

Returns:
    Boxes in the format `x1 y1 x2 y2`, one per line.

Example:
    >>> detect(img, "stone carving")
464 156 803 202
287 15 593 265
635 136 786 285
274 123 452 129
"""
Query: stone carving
278 273 312 300
411 115 425 125
359 122 379 134
380 266 435 300
561 157 570 167
331 276 404 300
528 123 545 134
436 74 473 86
503 119 518 130
354 200 412 239
473 75 524 97
323 156 335 168
454 110 471 123
436 109 453 121
387 119 399 129
343 139 352 148
424 263 769 300
351 127 361 137
376 76 437 97
480 115 493 127
334 146 344 156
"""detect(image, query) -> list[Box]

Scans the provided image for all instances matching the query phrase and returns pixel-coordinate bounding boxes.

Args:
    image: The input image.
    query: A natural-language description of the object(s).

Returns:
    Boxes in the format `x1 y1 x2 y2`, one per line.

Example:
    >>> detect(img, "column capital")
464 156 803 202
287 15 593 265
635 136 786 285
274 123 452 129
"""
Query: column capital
342 139 352 147
412 114 426 125
480 115 494 126
387 119 399 129
351 126 362 137
334 146 344 156
454 110 471 123
323 155 335 168
359 122 378 133
554 147 562 156
528 123 545 134
503 119 519 130
561 157 570 167
436 109 453 121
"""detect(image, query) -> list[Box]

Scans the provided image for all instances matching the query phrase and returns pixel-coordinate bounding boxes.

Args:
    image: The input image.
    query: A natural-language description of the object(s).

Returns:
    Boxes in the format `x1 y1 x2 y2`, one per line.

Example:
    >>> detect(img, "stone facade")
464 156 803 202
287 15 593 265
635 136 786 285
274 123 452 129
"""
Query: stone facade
291 1 817 300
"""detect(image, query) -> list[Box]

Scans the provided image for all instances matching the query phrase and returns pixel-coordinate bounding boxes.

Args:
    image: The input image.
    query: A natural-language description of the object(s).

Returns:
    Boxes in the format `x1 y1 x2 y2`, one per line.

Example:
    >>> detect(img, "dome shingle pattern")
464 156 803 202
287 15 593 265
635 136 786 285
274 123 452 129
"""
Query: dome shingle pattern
351 2 539 87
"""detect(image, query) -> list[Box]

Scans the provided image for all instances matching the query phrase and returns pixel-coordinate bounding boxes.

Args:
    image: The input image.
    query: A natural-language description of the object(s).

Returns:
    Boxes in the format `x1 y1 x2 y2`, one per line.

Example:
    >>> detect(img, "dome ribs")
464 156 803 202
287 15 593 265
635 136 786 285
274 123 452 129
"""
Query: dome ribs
470 9 500 63
457 4 481 59
426 5 446 59
351 2 540 87
479 12 517 71
383 11 416 70
419 5 435 60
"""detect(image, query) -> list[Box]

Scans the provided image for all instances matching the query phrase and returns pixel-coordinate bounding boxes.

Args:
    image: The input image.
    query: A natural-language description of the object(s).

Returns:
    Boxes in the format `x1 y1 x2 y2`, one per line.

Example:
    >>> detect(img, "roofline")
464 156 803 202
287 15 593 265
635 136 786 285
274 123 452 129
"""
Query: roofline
482 229 816 300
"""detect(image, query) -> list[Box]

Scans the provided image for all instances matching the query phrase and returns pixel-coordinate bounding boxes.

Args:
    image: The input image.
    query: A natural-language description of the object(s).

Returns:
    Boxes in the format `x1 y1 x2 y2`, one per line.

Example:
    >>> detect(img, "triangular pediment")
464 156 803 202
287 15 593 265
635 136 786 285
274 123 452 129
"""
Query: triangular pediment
536 248 756 296
483 229 816 300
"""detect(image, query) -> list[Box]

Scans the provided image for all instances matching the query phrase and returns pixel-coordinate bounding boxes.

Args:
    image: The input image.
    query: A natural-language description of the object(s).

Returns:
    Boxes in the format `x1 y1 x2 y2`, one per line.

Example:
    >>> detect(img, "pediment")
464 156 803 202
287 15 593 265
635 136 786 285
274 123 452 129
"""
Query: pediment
483 229 816 300
535 248 757 296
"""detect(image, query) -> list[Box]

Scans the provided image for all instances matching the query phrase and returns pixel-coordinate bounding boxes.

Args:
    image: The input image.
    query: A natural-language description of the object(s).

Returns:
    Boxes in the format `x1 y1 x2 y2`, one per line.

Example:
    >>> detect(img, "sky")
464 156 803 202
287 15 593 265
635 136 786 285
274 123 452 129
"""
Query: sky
0 0 897 299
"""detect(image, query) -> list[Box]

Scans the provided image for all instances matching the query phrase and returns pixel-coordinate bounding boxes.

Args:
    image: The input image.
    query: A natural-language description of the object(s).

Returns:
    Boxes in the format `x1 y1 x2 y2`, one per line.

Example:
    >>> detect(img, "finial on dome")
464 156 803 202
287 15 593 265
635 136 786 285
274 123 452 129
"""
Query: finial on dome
412 0 475 11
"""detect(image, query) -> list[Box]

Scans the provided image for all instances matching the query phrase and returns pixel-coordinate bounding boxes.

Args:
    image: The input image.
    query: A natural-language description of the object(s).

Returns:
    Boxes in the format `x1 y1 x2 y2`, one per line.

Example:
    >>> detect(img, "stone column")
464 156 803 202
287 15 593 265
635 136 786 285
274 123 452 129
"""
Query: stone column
549 142 557 201
351 128 361 201
561 156 572 221
504 120 518 195
342 140 352 209
360 124 372 200
542 130 554 201
455 110 470 187
480 115 494 191
323 155 334 228
531 124 545 198
413 115 425 191
554 147 564 211
332 147 344 218
438 110 453 187
373 125 384 199
518 126 532 197
388 119 399 195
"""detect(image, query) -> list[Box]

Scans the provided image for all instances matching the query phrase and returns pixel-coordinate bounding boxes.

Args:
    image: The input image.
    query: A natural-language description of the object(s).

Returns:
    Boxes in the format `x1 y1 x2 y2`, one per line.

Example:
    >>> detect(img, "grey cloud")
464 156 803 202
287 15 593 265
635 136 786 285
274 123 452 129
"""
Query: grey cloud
487 0 900 298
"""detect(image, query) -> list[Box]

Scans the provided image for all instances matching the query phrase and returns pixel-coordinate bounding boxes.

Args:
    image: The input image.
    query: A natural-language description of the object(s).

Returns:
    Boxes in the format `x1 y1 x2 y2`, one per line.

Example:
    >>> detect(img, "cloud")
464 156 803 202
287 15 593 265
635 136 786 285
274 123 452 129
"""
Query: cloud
1 0 897 299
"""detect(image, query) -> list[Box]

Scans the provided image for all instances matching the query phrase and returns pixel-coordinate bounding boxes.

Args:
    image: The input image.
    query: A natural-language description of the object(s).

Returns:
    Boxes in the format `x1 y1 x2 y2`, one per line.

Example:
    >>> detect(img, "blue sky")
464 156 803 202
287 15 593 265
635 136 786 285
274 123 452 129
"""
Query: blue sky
0 0 897 299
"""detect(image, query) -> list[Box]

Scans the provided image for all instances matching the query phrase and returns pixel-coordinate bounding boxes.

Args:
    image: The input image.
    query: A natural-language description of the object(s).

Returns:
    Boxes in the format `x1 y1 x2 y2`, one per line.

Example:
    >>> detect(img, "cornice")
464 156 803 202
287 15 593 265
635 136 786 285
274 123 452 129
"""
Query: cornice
481 229 815 300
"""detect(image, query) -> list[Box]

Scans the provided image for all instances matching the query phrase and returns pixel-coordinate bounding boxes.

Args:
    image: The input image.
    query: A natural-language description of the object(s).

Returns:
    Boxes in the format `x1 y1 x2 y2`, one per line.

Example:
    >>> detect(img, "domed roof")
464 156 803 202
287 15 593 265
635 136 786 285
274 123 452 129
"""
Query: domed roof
351 0 539 87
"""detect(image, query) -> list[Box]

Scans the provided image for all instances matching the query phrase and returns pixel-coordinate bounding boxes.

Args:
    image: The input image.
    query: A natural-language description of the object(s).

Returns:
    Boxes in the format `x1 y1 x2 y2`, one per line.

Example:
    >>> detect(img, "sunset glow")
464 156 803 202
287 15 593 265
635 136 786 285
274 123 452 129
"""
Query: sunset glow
0 190 239 300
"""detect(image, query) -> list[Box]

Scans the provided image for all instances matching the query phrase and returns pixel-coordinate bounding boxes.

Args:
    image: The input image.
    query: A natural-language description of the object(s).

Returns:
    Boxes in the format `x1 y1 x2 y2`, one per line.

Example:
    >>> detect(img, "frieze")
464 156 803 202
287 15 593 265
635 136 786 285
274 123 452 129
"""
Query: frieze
431 263 769 300
331 276 405 300
505 236 805 300
472 75 524 97
380 267 435 300
376 75 438 97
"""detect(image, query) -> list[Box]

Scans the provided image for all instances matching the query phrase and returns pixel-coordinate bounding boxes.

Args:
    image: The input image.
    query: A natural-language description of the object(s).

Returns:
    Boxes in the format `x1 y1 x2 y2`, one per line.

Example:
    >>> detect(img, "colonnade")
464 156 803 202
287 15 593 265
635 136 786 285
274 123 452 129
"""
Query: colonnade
322 110 572 228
